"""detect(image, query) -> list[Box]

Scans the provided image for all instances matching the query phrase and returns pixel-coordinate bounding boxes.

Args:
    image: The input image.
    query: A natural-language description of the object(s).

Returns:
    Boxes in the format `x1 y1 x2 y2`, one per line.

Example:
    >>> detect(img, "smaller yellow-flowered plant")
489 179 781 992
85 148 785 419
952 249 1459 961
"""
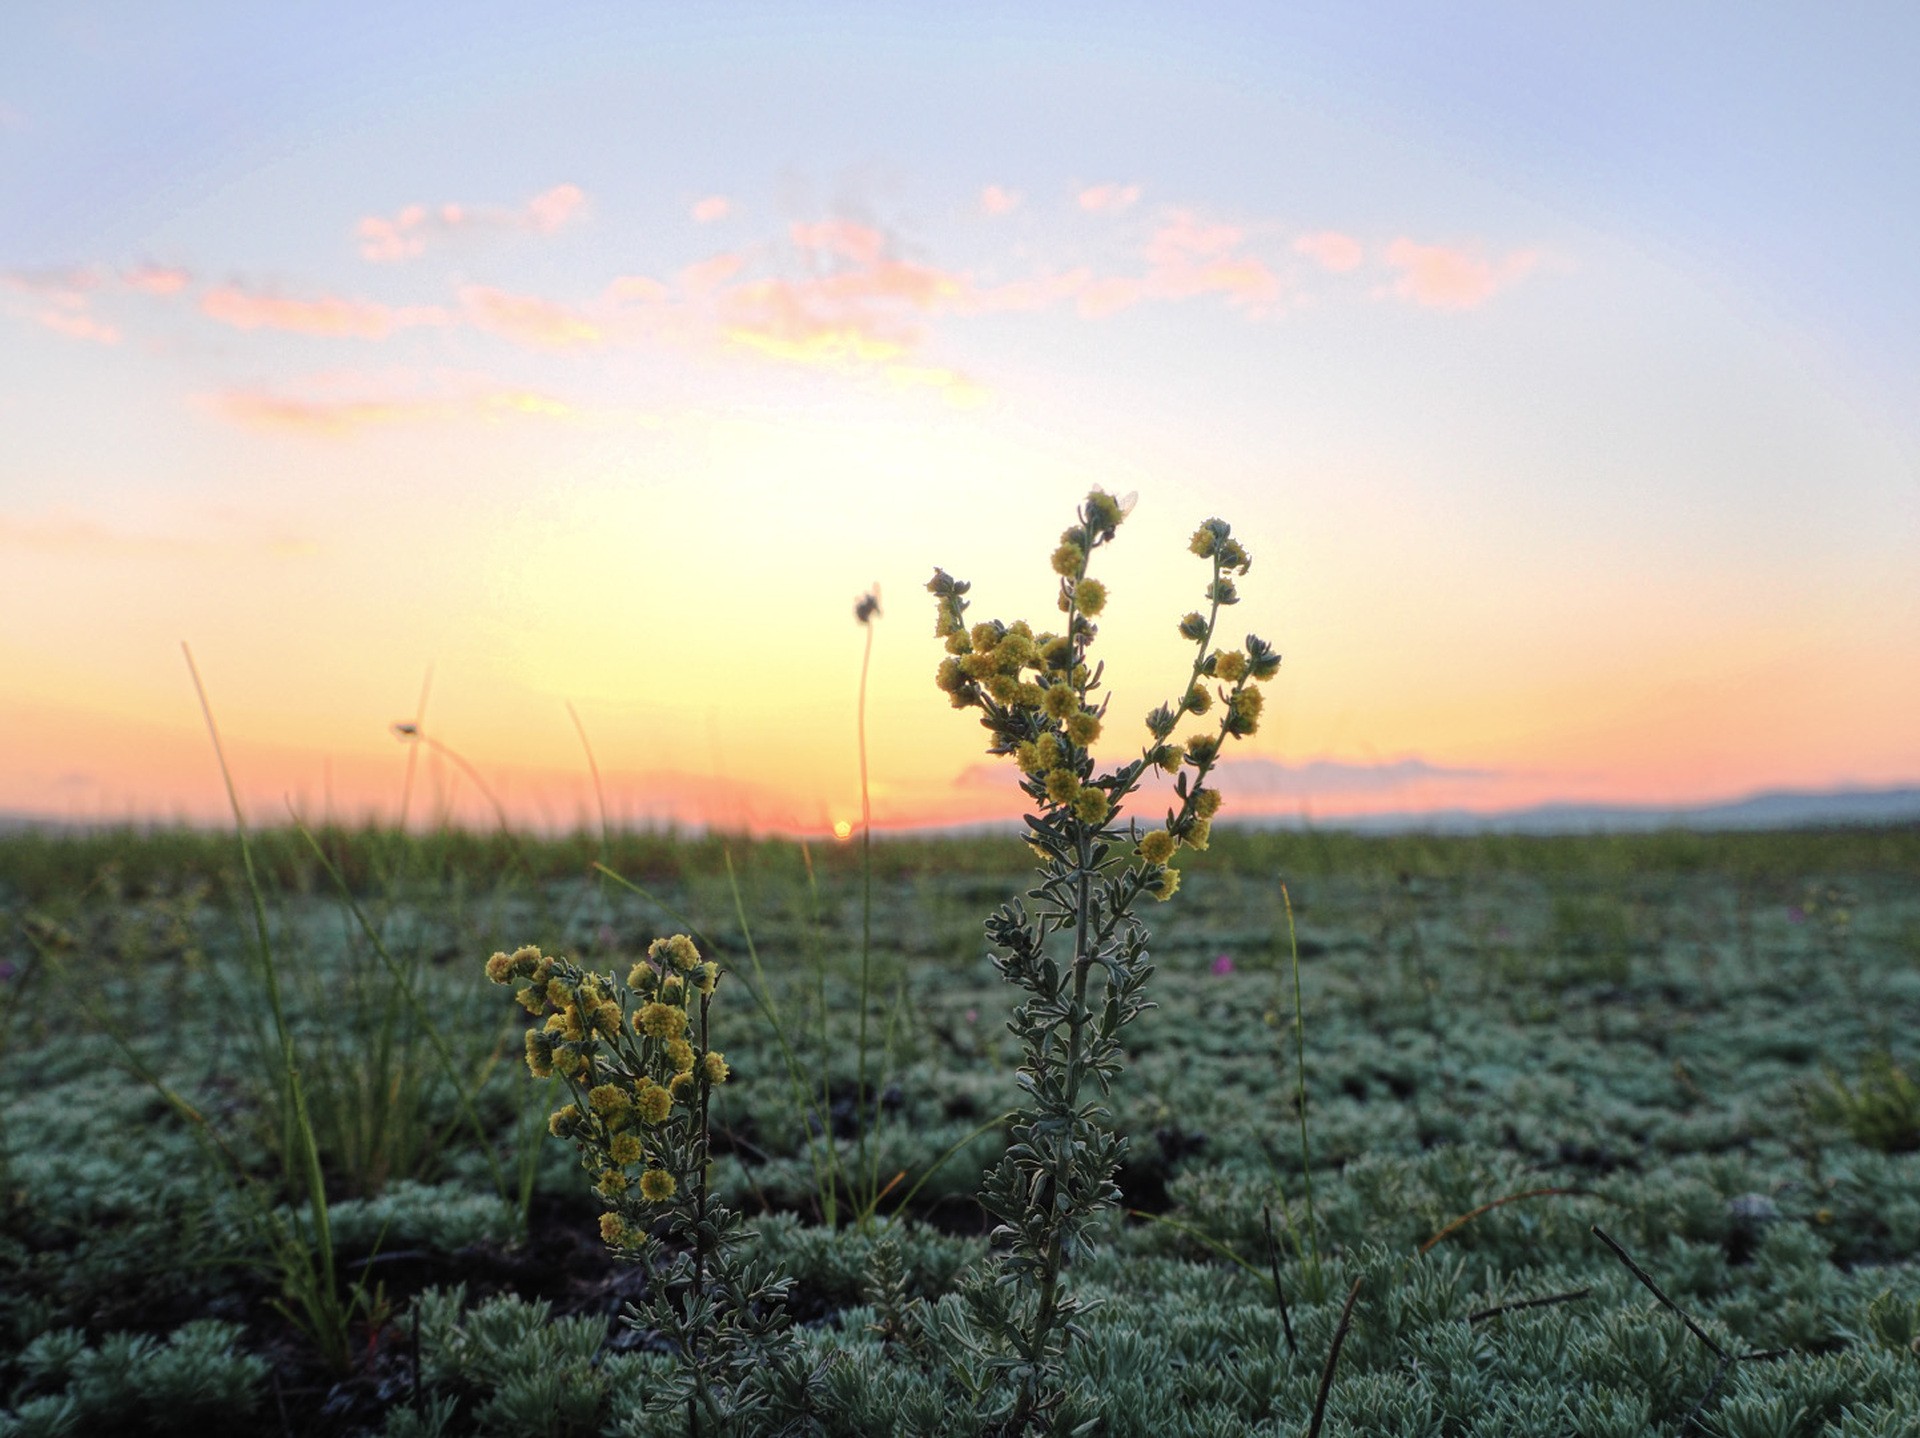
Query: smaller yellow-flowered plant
485 937 728 1258
486 935 803 1426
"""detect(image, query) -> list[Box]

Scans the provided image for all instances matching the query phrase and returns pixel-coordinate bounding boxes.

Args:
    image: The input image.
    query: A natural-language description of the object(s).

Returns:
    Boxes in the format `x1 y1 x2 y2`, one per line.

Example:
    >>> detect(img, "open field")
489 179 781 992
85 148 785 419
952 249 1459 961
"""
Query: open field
3 824 1918 1436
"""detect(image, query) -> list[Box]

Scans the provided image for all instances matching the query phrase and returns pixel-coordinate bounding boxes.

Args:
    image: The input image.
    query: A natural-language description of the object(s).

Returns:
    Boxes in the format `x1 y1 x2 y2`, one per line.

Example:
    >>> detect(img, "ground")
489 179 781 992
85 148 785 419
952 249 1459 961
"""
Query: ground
1 824 1917 1435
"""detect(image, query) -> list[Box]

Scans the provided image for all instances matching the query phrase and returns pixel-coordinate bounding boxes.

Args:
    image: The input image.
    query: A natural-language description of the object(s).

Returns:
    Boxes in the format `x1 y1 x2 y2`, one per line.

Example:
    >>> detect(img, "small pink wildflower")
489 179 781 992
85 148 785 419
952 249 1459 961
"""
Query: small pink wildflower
1787 906 1806 924
1210 953 1234 977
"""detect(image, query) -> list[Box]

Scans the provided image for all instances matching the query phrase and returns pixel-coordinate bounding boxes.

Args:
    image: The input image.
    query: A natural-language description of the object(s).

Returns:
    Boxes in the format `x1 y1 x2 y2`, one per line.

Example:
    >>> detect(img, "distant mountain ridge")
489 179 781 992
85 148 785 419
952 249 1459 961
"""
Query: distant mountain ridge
1263 784 1920 835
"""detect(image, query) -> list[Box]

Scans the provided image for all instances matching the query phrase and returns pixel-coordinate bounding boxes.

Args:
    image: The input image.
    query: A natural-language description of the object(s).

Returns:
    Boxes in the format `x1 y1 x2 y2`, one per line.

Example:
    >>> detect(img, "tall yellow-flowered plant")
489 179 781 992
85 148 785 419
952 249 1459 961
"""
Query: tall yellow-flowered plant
486 938 809 1434
927 492 1277 1433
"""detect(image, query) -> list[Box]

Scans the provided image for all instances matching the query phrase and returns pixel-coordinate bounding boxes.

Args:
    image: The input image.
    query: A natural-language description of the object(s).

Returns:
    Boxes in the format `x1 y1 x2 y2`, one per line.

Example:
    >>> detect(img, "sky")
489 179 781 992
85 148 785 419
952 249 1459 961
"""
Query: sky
2 2 1916 836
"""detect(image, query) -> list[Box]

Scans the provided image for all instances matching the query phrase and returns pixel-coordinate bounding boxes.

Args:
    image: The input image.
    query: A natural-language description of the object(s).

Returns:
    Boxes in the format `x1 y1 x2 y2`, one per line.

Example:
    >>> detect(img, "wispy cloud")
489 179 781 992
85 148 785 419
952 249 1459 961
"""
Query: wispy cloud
212 374 584 436
789 218 889 266
0 510 315 559
1381 238 1538 310
458 285 601 348
5 263 191 305
122 264 192 295
356 183 588 263
524 183 586 232
1074 275 1144 319
2 270 126 344
962 268 1094 314
980 184 1021 215
679 253 745 294
0 512 204 557
1140 210 1282 310
201 285 449 338
34 308 119 344
1293 230 1364 273
690 194 731 223
1077 182 1142 214
716 220 966 374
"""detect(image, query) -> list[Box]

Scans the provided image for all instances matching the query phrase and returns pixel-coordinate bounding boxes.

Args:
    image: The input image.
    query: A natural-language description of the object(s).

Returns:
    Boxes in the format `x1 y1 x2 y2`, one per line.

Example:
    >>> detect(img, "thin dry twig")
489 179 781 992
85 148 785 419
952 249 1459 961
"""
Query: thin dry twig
1263 1205 1299 1358
1305 1276 1363 1438
1419 1186 1598 1255
1590 1225 1799 1434
1677 1354 1735 1435
1589 1224 1727 1359
1467 1287 1591 1325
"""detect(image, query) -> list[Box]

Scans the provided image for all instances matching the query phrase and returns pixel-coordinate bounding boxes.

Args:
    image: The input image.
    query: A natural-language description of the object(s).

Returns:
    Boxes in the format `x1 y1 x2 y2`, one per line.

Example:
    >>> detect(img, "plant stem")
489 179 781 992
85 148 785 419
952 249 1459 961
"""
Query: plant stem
1030 848 1094 1394
855 615 878 1227
1282 882 1323 1299
691 992 714 1438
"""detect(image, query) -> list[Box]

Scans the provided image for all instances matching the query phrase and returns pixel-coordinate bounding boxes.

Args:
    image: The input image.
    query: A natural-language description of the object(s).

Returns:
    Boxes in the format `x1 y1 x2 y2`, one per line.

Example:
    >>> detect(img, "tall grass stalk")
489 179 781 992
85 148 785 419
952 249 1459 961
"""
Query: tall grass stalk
290 818 514 1204
721 849 849 1224
396 666 433 833
1282 881 1326 1301
854 589 881 1228
798 840 841 1226
60 982 375 1374
566 699 612 860
181 643 356 1368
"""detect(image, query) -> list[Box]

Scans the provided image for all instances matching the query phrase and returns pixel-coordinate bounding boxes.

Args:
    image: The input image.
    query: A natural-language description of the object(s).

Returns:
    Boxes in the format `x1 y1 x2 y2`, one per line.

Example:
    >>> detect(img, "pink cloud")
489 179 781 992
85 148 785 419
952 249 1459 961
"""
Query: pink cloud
0 512 204 558
715 217 967 368
605 274 669 304
2 267 101 301
1137 211 1284 311
833 259 963 308
691 195 732 223
1075 275 1144 319
1293 230 1364 273
201 286 447 338
1169 257 1282 307
525 183 586 233
214 381 578 436
1382 239 1539 310
720 279 912 364
963 268 1094 313
35 308 119 344
790 218 889 267
122 264 192 295
679 253 746 294
1146 211 1244 267
356 183 589 262
357 205 432 262
980 184 1021 216
218 392 438 435
459 285 601 348
1078 182 1142 214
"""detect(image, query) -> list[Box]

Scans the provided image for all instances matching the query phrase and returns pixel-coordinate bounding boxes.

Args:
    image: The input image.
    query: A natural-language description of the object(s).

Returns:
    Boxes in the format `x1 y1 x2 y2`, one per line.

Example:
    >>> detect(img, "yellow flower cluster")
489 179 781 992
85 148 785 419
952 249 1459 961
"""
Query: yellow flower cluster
484 936 731 1255
927 491 1129 855
931 492 1276 908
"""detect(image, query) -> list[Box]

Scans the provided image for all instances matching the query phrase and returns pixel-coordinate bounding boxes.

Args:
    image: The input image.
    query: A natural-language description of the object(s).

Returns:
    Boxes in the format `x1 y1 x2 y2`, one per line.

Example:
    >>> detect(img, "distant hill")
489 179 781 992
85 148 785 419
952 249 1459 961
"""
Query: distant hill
1279 785 1920 835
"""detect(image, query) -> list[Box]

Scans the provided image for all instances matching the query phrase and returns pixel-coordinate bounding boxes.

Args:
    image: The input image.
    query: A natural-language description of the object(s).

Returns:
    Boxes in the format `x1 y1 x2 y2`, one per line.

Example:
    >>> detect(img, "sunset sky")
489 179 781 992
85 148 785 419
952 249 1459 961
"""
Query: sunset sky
3 4 1916 835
